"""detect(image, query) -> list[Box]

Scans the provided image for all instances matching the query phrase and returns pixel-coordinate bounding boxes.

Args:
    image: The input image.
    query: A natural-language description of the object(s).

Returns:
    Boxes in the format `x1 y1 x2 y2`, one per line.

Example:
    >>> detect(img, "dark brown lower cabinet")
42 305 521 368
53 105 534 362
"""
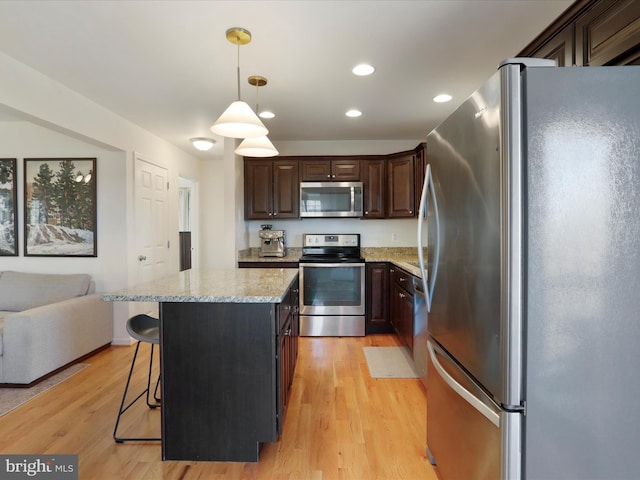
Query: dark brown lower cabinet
159 278 299 462
365 263 391 333
277 278 298 436
390 267 414 352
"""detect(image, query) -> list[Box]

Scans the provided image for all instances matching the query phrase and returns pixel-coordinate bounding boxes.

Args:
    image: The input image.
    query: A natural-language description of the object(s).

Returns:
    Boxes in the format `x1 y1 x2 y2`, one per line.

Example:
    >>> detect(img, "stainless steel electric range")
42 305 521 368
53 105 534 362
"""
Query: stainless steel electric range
298 233 365 336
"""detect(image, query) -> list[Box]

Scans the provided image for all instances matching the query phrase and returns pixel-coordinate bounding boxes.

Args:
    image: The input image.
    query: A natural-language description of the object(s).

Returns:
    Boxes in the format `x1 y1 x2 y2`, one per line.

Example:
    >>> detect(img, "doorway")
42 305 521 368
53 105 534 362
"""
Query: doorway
135 154 168 283
179 176 197 270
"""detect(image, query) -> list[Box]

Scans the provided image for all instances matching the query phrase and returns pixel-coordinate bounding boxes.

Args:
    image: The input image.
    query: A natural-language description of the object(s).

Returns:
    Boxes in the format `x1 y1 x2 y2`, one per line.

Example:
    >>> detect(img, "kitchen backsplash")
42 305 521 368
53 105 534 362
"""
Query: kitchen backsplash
246 218 419 248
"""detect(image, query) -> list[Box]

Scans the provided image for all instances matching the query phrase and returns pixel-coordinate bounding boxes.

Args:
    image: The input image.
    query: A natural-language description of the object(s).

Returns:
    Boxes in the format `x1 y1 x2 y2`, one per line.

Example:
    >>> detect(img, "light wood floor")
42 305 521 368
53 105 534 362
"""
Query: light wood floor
0 334 440 480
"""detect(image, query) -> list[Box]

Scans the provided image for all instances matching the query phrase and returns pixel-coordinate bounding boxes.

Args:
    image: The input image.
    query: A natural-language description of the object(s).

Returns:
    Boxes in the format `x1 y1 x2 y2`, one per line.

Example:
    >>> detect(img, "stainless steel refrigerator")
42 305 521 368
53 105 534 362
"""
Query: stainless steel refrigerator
417 58 640 480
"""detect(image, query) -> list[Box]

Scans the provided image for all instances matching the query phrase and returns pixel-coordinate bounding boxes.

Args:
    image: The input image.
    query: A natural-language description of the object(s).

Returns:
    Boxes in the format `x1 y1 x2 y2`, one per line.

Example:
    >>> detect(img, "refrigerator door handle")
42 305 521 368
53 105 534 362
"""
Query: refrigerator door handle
417 164 440 312
428 341 500 428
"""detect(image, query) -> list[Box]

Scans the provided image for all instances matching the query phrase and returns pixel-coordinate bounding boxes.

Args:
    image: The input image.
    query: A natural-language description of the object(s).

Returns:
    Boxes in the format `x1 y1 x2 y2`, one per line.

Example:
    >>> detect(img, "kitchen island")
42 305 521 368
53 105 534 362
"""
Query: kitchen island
103 268 299 462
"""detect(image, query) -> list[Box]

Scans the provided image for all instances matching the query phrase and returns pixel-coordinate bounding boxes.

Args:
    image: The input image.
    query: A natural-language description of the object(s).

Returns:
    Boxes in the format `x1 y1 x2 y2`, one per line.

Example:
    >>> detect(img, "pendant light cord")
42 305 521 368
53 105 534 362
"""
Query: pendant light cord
236 40 241 101
255 82 260 112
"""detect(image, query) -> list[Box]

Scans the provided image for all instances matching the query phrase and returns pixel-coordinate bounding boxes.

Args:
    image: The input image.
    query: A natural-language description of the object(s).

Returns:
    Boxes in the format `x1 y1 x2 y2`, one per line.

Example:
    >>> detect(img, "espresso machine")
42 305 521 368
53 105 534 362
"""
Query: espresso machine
258 225 286 257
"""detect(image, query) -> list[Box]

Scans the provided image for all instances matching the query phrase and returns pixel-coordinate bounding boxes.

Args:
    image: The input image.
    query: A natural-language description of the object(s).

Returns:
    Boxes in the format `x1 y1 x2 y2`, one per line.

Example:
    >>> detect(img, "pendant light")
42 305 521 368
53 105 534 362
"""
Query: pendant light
210 28 268 139
235 75 279 157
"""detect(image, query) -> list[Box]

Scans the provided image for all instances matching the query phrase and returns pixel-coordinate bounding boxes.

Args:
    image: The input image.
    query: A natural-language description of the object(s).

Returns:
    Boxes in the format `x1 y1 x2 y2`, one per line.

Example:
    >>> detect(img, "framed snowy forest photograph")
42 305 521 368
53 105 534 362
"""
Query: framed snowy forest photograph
24 158 97 257
0 158 18 256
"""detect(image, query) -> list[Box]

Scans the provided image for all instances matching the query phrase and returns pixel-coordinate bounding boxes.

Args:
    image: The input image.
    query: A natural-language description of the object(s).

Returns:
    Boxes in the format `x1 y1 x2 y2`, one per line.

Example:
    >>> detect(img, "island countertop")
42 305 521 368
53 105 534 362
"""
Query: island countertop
102 267 299 303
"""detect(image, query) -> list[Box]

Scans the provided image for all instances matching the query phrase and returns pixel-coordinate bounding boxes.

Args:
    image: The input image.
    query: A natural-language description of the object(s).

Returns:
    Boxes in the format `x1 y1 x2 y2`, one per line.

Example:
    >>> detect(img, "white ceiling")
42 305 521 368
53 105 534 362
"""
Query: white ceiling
0 0 572 159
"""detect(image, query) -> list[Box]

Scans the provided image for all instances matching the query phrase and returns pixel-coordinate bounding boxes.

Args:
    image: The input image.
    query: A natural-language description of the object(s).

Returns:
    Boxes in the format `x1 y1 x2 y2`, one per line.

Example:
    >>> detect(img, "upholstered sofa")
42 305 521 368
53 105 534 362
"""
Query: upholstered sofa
0 271 112 386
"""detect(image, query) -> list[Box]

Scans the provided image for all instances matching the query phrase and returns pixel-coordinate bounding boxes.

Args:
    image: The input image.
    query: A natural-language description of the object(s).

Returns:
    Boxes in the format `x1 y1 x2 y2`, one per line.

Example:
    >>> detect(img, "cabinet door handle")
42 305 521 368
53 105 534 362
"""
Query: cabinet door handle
327 174 331 178
273 212 278 216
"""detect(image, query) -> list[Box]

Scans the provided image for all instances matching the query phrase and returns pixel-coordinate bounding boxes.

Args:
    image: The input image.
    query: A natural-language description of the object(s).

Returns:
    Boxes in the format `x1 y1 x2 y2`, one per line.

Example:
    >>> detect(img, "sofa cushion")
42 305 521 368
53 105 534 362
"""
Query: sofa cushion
0 271 92 312
0 313 6 356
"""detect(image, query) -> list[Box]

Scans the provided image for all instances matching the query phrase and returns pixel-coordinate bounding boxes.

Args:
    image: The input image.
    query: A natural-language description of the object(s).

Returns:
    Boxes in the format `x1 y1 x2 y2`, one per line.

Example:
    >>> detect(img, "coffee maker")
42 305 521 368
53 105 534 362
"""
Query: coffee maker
258 225 286 258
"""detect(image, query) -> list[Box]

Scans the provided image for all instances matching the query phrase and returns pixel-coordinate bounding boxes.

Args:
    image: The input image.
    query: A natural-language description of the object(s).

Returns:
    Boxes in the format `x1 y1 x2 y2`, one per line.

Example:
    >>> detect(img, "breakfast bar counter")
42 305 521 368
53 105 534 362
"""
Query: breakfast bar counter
103 268 300 462
103 267 299 303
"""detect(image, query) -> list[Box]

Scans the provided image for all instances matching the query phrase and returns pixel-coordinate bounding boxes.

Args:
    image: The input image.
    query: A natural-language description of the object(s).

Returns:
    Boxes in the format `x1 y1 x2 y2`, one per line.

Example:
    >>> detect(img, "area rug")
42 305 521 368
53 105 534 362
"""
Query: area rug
363 346 418 378
0 363 89 416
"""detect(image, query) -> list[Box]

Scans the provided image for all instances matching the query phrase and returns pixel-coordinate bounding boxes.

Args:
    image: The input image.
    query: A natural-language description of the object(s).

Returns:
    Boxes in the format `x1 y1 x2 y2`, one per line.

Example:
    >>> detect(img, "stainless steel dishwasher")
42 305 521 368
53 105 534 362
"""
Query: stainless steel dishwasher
413 277 427 388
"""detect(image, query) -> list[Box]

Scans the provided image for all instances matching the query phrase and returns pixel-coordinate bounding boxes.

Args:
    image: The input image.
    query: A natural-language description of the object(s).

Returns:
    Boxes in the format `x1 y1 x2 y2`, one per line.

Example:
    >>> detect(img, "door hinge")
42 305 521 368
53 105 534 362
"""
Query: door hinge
167 241 170 248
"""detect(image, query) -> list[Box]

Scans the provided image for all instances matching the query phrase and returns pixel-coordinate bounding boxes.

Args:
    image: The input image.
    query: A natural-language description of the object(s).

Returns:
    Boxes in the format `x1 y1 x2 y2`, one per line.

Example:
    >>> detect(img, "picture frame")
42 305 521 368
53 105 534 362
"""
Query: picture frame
24 158 97 257
0 158 18 256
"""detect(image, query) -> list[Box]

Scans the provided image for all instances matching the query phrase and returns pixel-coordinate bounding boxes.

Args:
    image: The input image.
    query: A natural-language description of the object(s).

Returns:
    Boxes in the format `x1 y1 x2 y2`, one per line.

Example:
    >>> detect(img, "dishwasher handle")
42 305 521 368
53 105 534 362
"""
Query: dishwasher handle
413 277 425 298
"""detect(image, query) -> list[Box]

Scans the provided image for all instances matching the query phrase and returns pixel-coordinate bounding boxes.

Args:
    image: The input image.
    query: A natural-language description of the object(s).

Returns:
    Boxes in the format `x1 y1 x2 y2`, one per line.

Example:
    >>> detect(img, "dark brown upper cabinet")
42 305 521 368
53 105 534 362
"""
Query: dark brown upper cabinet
362 158 386 219
244 159 299 220
413 143 426 213
575 0 640 66
534 25 576 66
519 0 640 67
300 158 361 181
386 152 415 218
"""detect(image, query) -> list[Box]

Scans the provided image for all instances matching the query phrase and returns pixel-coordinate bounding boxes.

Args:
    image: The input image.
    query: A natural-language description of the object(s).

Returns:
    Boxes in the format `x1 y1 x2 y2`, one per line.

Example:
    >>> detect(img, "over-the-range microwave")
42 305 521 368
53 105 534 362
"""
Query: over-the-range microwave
299 181 363 218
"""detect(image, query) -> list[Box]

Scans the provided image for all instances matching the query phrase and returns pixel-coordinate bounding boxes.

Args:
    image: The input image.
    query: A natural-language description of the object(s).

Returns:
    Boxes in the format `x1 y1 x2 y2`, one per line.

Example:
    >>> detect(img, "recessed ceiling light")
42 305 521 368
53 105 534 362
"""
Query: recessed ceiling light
352 64 375 76
259 111 275 119
345 109 362 118
433 94 453 103
190 137 216 151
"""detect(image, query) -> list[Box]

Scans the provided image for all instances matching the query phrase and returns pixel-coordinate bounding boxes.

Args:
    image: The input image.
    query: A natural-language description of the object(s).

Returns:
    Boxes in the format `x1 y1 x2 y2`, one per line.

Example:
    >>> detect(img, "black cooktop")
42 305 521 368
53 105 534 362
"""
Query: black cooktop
299 246 363 263
299 253 364 264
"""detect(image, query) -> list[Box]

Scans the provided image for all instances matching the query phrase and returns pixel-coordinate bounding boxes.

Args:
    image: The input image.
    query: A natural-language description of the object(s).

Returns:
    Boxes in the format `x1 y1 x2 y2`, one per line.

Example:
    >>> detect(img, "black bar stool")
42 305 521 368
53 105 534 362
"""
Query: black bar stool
113 314 161 443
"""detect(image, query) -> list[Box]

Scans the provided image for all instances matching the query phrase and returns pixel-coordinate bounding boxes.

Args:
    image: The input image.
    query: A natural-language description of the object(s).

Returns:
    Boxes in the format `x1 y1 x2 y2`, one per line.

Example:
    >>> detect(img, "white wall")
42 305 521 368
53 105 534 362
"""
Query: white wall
0 52 202 344
248 217 419 249
0 122 127 291
198 138 251 270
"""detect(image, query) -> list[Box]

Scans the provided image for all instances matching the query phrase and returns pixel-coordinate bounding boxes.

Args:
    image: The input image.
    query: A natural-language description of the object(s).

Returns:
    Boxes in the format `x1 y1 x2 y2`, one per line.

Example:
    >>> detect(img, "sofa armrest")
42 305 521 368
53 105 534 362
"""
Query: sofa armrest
2 294 113 384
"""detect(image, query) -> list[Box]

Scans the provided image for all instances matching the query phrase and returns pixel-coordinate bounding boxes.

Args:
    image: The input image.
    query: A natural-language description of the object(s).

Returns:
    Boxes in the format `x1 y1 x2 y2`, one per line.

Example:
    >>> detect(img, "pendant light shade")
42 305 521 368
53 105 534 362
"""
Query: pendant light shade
211 100 268 138
235 135 279 157
210 27 268 139
233 74 278 157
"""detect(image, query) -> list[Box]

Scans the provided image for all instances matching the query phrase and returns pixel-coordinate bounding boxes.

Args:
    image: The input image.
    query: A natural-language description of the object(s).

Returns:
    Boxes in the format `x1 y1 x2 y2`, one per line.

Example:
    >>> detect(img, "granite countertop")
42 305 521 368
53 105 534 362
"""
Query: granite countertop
102 268 299 303
238 247 425 278
361 247 424 278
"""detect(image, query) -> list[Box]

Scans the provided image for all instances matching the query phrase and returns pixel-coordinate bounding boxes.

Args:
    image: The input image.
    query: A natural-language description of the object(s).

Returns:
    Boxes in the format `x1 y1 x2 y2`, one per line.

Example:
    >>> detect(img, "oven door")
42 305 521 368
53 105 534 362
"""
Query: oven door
299 262 365 316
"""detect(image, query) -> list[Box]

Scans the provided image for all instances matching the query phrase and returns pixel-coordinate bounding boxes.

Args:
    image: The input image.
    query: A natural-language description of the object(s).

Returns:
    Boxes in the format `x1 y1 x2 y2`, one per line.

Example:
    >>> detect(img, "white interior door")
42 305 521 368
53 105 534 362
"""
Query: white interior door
135 154 168 287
